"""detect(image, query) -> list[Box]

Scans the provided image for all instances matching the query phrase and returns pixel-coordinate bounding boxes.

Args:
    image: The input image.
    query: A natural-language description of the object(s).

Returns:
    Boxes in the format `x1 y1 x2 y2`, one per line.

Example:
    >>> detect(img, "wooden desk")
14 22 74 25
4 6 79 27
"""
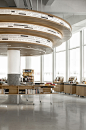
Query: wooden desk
52 83 64 92
0 84 57 95
76 84 86 96
64 83 76 94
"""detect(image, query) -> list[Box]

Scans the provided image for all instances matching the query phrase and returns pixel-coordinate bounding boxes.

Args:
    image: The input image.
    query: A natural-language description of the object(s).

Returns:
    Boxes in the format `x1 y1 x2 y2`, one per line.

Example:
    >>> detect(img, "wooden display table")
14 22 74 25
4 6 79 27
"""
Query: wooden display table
23 69 34 83
52 83 64 92
76 84 86 97
0 84 58 105
64 83 76 94
0 84 57 95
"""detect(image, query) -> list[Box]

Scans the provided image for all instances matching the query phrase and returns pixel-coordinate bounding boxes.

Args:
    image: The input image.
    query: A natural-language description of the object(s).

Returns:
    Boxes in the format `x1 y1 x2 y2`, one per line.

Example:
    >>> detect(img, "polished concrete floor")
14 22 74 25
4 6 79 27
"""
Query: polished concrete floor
0 94 86 130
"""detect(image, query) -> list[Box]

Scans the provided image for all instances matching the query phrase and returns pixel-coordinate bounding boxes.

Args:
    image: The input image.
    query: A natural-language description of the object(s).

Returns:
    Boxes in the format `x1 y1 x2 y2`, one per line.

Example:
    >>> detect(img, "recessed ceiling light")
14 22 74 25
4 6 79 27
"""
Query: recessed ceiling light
28 46 31 48
7 45 11 46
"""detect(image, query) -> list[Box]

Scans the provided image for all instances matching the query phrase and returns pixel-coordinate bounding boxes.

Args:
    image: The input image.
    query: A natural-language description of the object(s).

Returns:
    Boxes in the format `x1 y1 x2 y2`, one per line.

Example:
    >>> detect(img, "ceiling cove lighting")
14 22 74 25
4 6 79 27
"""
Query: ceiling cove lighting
0 22 62 38
0 34 53 48
0 8 72 56
0 9 71 30
0 46 46 53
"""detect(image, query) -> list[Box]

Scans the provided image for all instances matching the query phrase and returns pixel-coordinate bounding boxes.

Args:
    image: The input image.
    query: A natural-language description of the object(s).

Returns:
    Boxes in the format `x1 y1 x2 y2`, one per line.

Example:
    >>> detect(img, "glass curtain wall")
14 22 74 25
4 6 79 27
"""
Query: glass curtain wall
0 30 84 83
83 46 86 78
20 56 26 77
21 56 40 82
0 56 7 79
83 28 86 80
31 56 40 82
44 54 52 82
56 42 66 81
69 32 80 82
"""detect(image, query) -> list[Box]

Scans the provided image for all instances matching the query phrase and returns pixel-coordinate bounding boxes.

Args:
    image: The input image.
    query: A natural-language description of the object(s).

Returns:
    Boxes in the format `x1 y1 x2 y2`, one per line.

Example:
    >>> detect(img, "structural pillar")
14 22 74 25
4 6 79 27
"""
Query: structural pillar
26 56 33 69
7 50 20 85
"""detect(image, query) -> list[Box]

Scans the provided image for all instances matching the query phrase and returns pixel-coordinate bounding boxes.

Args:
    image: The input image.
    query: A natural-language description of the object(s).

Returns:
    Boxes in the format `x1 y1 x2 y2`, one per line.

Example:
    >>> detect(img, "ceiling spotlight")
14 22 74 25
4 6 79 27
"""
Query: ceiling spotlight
7 45 11 46
28 46 31 48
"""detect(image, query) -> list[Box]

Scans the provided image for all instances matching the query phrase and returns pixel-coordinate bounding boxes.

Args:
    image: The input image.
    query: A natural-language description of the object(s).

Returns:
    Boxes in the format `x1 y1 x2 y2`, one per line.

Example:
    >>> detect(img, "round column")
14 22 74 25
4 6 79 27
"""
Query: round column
26 56 33 69
7 50 20 85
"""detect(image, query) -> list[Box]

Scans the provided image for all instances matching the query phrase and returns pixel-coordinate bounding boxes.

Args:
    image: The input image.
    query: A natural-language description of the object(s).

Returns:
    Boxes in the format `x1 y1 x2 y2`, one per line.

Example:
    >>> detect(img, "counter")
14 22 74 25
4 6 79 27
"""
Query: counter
64 83 76 94
53 83 64 92
76 84 86 96
0 84 58 104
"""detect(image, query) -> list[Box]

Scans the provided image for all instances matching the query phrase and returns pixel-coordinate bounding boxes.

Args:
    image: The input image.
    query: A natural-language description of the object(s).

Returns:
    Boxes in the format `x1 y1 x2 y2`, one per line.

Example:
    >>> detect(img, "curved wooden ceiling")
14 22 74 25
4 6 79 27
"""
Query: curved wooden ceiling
0 8 72 56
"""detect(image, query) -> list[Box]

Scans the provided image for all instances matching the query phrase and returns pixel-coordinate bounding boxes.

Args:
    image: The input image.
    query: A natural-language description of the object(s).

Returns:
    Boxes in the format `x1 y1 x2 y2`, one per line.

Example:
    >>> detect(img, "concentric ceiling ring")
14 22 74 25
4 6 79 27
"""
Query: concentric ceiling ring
0 34 53 48
0 22 62 38
0 8 72 56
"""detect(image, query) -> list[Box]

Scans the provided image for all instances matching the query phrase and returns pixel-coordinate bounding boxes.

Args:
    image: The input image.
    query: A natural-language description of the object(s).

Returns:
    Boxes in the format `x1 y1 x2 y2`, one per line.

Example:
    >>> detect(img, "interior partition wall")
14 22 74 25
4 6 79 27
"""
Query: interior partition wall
0 28 86 83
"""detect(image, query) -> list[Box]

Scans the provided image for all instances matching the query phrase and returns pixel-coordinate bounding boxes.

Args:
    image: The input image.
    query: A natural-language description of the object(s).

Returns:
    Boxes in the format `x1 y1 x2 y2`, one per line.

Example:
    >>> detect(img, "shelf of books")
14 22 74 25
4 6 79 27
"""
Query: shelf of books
23 69 34 82
19 88 51 94
0 85 57 95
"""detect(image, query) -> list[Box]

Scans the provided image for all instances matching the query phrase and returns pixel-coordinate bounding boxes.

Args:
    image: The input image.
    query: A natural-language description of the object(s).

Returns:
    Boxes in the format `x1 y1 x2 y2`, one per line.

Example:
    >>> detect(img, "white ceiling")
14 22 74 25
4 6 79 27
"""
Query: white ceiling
43 0 86 33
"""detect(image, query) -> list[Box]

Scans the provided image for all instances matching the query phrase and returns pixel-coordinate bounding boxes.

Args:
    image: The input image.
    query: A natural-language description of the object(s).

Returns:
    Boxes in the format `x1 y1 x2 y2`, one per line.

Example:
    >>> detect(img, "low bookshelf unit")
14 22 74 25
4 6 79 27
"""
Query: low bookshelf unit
23 69 34 83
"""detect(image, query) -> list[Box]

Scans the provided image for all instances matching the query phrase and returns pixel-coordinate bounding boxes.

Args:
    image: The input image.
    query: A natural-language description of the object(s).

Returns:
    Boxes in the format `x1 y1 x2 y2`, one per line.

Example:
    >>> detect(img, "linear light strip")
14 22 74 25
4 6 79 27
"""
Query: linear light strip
0 34 53 48
0 46 46 53
0 22 62 38
0 9 71 30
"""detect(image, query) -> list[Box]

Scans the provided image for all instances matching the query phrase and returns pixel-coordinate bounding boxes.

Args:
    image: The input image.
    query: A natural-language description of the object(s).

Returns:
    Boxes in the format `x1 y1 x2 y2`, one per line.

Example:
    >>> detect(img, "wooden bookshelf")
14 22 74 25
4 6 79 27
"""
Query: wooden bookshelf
22 69 34 82
0 85 58 105
0 85 57 95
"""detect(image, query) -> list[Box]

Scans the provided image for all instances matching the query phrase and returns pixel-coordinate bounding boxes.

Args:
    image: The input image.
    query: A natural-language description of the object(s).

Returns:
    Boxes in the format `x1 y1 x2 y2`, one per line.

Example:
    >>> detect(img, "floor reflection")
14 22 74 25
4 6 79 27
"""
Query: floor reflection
0 94 86 130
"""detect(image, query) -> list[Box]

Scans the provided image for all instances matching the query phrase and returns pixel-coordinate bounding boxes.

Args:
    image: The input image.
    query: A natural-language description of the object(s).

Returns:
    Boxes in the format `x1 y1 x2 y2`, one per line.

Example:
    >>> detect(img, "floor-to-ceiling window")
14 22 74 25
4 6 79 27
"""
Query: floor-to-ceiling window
69 32 80 82
83 46 86 78
44 53 52 82
31 56 40 82
83 28 86 79
0 56 7 79
20 56 26 77
0 30 83 83
56 42 66 81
